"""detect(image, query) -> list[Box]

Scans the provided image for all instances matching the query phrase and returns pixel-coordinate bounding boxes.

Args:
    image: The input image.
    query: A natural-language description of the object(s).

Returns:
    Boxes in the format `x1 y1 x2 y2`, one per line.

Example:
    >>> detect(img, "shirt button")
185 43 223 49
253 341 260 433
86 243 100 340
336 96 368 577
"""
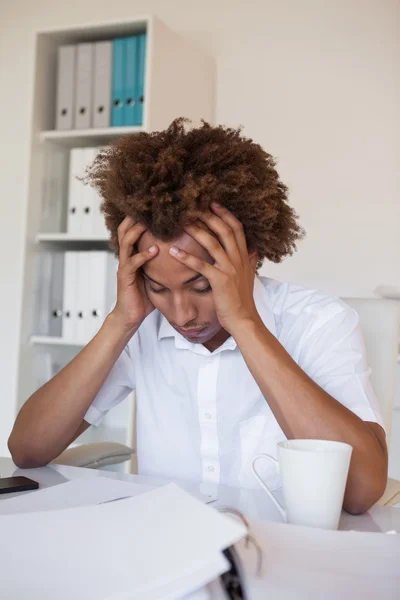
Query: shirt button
204 413 212 420
207 465 215 472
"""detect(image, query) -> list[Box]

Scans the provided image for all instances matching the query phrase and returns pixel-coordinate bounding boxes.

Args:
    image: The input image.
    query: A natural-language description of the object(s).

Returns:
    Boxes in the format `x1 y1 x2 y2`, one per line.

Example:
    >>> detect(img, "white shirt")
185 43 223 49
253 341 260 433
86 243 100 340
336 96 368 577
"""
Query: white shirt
84 276 383 491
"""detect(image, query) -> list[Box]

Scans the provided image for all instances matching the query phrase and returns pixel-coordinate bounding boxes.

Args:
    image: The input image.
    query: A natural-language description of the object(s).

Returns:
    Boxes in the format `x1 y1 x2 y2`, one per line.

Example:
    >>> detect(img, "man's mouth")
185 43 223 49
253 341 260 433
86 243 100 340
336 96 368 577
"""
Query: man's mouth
176 326 207 338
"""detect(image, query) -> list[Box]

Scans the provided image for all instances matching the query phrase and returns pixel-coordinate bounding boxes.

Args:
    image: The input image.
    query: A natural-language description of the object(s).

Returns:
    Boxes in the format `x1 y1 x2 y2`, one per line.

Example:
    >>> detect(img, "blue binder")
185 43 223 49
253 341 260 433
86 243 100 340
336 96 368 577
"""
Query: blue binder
111 38 126 127
136 33 147 126
124 36 139 126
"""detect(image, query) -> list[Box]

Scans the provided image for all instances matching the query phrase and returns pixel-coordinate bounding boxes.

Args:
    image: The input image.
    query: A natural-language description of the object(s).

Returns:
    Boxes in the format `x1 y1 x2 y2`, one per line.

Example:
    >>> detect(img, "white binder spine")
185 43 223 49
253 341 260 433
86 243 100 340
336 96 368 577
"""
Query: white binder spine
74 43 93 129
55 45 76 130
62 251 78 340
103 253 118 324
40 147 64 233
81 148 98 235
91 146 108 238
76 252 92 343
67 148 85 234
49 252 64 337
34 252 53 336
93 41 112 129
88 252 118 338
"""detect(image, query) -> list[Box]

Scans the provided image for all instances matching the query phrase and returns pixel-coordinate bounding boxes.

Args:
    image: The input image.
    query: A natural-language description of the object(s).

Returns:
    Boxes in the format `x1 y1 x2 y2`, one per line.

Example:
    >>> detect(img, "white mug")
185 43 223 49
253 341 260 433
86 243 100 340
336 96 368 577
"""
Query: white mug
252 439 353 530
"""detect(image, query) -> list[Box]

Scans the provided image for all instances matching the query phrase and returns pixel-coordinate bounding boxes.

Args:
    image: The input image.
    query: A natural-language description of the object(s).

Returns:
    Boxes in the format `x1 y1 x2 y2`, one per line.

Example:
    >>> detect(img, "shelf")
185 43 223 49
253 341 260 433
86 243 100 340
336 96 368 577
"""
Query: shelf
39 126 143 146
16 15 214 417
30 336 87 347
38 16 149 45
36 233 109 242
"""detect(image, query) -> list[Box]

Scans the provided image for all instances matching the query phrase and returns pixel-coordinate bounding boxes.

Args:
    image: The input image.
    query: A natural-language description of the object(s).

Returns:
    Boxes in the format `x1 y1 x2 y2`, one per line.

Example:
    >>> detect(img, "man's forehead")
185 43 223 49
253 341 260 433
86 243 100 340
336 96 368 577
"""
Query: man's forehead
138 229 212 259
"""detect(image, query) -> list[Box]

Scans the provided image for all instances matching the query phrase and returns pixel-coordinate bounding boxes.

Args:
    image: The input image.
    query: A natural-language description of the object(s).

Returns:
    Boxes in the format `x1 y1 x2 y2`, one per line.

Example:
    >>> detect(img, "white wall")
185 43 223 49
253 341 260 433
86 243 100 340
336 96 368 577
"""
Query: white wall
0 0 399 454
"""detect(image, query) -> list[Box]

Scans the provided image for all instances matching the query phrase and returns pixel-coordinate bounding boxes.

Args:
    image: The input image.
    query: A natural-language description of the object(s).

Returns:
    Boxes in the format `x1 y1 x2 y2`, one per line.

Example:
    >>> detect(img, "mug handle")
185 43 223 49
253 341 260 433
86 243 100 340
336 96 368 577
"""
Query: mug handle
251 453 286 519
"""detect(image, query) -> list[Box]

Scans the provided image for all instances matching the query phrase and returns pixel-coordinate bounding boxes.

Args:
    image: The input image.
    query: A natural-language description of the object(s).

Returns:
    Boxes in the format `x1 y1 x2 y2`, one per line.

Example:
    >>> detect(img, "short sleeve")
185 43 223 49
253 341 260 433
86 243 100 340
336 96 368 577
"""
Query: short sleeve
84 343 135 426
298 303 384 429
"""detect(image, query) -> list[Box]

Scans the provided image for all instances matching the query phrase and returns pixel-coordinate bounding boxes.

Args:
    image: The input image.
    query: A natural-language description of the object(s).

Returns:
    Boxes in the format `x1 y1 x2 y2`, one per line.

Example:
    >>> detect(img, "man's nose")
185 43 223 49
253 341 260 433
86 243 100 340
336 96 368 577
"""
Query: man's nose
171 297 197 328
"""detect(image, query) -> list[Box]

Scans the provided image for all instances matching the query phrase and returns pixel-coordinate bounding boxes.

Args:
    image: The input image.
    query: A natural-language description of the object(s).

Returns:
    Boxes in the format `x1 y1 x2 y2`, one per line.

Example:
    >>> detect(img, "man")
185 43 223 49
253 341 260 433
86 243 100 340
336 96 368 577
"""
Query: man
8 118 387 513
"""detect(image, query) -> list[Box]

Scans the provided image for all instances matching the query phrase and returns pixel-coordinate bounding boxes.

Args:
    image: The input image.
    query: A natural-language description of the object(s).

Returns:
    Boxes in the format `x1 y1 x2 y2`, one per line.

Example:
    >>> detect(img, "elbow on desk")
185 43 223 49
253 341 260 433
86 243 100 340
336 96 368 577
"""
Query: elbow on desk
343 476 387 515
343 499 370 516
7 435 50 469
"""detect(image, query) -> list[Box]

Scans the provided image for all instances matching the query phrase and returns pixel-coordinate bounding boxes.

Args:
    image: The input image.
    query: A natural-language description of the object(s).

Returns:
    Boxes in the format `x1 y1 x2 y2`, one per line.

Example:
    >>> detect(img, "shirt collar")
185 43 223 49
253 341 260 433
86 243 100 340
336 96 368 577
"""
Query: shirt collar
157 275 277 354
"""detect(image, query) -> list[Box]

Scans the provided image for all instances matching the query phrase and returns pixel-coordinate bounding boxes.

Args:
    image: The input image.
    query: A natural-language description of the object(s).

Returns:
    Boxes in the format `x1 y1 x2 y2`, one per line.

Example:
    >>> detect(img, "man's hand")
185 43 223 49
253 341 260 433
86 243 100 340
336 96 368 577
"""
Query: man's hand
169 203 259 334
112 217 159 332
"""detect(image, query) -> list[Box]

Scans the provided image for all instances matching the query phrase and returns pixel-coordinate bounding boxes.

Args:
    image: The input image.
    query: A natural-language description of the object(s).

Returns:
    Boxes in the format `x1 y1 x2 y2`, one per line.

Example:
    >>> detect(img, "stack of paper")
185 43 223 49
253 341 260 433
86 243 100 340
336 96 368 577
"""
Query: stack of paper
233 518 400 600
0 483 246 599
0 476 217 515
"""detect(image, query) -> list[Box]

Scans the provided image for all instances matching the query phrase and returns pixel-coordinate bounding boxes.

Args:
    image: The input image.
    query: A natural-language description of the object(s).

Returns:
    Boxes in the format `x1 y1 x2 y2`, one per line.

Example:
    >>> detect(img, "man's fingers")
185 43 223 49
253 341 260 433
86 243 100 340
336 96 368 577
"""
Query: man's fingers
120 245 159 277
119 222 147 266
169 247 215 280
129 245 159 272
189 214 242 267
184 223 231 269
209 203 248 256
117 216 136 245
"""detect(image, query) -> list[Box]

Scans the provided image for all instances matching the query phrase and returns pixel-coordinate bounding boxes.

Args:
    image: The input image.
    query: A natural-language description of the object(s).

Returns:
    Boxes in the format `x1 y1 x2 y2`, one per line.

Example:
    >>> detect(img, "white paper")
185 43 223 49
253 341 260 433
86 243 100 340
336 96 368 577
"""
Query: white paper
112 553 229 600
0 483 246 600
235 518 400 600
0 476 216 515
0 476 155 515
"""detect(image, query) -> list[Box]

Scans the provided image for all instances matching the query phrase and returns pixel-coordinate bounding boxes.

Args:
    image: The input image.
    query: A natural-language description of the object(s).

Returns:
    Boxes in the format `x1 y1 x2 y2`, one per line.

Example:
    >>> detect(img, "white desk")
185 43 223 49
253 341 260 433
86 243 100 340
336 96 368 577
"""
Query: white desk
1 457 399 600
1 456 399 533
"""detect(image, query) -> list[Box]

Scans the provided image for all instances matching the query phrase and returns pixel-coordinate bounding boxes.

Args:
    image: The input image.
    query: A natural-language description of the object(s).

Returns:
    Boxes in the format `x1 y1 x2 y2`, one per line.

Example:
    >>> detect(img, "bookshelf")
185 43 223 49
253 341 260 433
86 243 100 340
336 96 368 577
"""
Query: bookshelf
30 336 88 347
36 233 109 242
39 126 143 144
16 15 214 473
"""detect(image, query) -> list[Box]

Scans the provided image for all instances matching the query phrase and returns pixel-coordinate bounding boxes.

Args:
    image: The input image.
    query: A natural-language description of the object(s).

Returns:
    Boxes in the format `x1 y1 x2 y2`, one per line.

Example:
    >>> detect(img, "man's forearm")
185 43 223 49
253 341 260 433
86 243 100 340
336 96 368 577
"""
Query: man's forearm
8 312 137 468
232 316 388 513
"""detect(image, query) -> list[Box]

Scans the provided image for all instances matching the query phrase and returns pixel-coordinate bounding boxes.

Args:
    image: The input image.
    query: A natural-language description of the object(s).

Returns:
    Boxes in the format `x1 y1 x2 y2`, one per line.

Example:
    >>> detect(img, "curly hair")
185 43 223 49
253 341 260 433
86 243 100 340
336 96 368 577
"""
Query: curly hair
84 118 304 269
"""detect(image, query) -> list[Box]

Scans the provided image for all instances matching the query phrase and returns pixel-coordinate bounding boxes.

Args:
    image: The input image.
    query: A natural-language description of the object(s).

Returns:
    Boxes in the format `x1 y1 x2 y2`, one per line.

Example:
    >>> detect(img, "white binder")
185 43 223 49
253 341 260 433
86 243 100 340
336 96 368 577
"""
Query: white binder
67 148 85 234
62 251 78 340
49 252 64 337
91 146 108 238
87 252 118 339
81 147 98 235
74 43 93 129
93 41 112 128
34 252 53 335
76 252 92 342
55 45 76 130
92 190 108 238
40 146 65 232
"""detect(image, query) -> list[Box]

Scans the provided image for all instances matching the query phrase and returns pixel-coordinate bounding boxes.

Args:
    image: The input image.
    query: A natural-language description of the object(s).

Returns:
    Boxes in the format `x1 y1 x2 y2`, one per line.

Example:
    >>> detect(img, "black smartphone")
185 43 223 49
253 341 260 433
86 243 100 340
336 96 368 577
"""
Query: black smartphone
0 476 39 495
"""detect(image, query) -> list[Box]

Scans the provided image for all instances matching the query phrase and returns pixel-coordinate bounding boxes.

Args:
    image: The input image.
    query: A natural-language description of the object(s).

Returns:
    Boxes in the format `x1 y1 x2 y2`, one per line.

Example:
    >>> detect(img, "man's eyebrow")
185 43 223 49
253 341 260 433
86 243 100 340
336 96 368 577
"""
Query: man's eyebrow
142 271 204 286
